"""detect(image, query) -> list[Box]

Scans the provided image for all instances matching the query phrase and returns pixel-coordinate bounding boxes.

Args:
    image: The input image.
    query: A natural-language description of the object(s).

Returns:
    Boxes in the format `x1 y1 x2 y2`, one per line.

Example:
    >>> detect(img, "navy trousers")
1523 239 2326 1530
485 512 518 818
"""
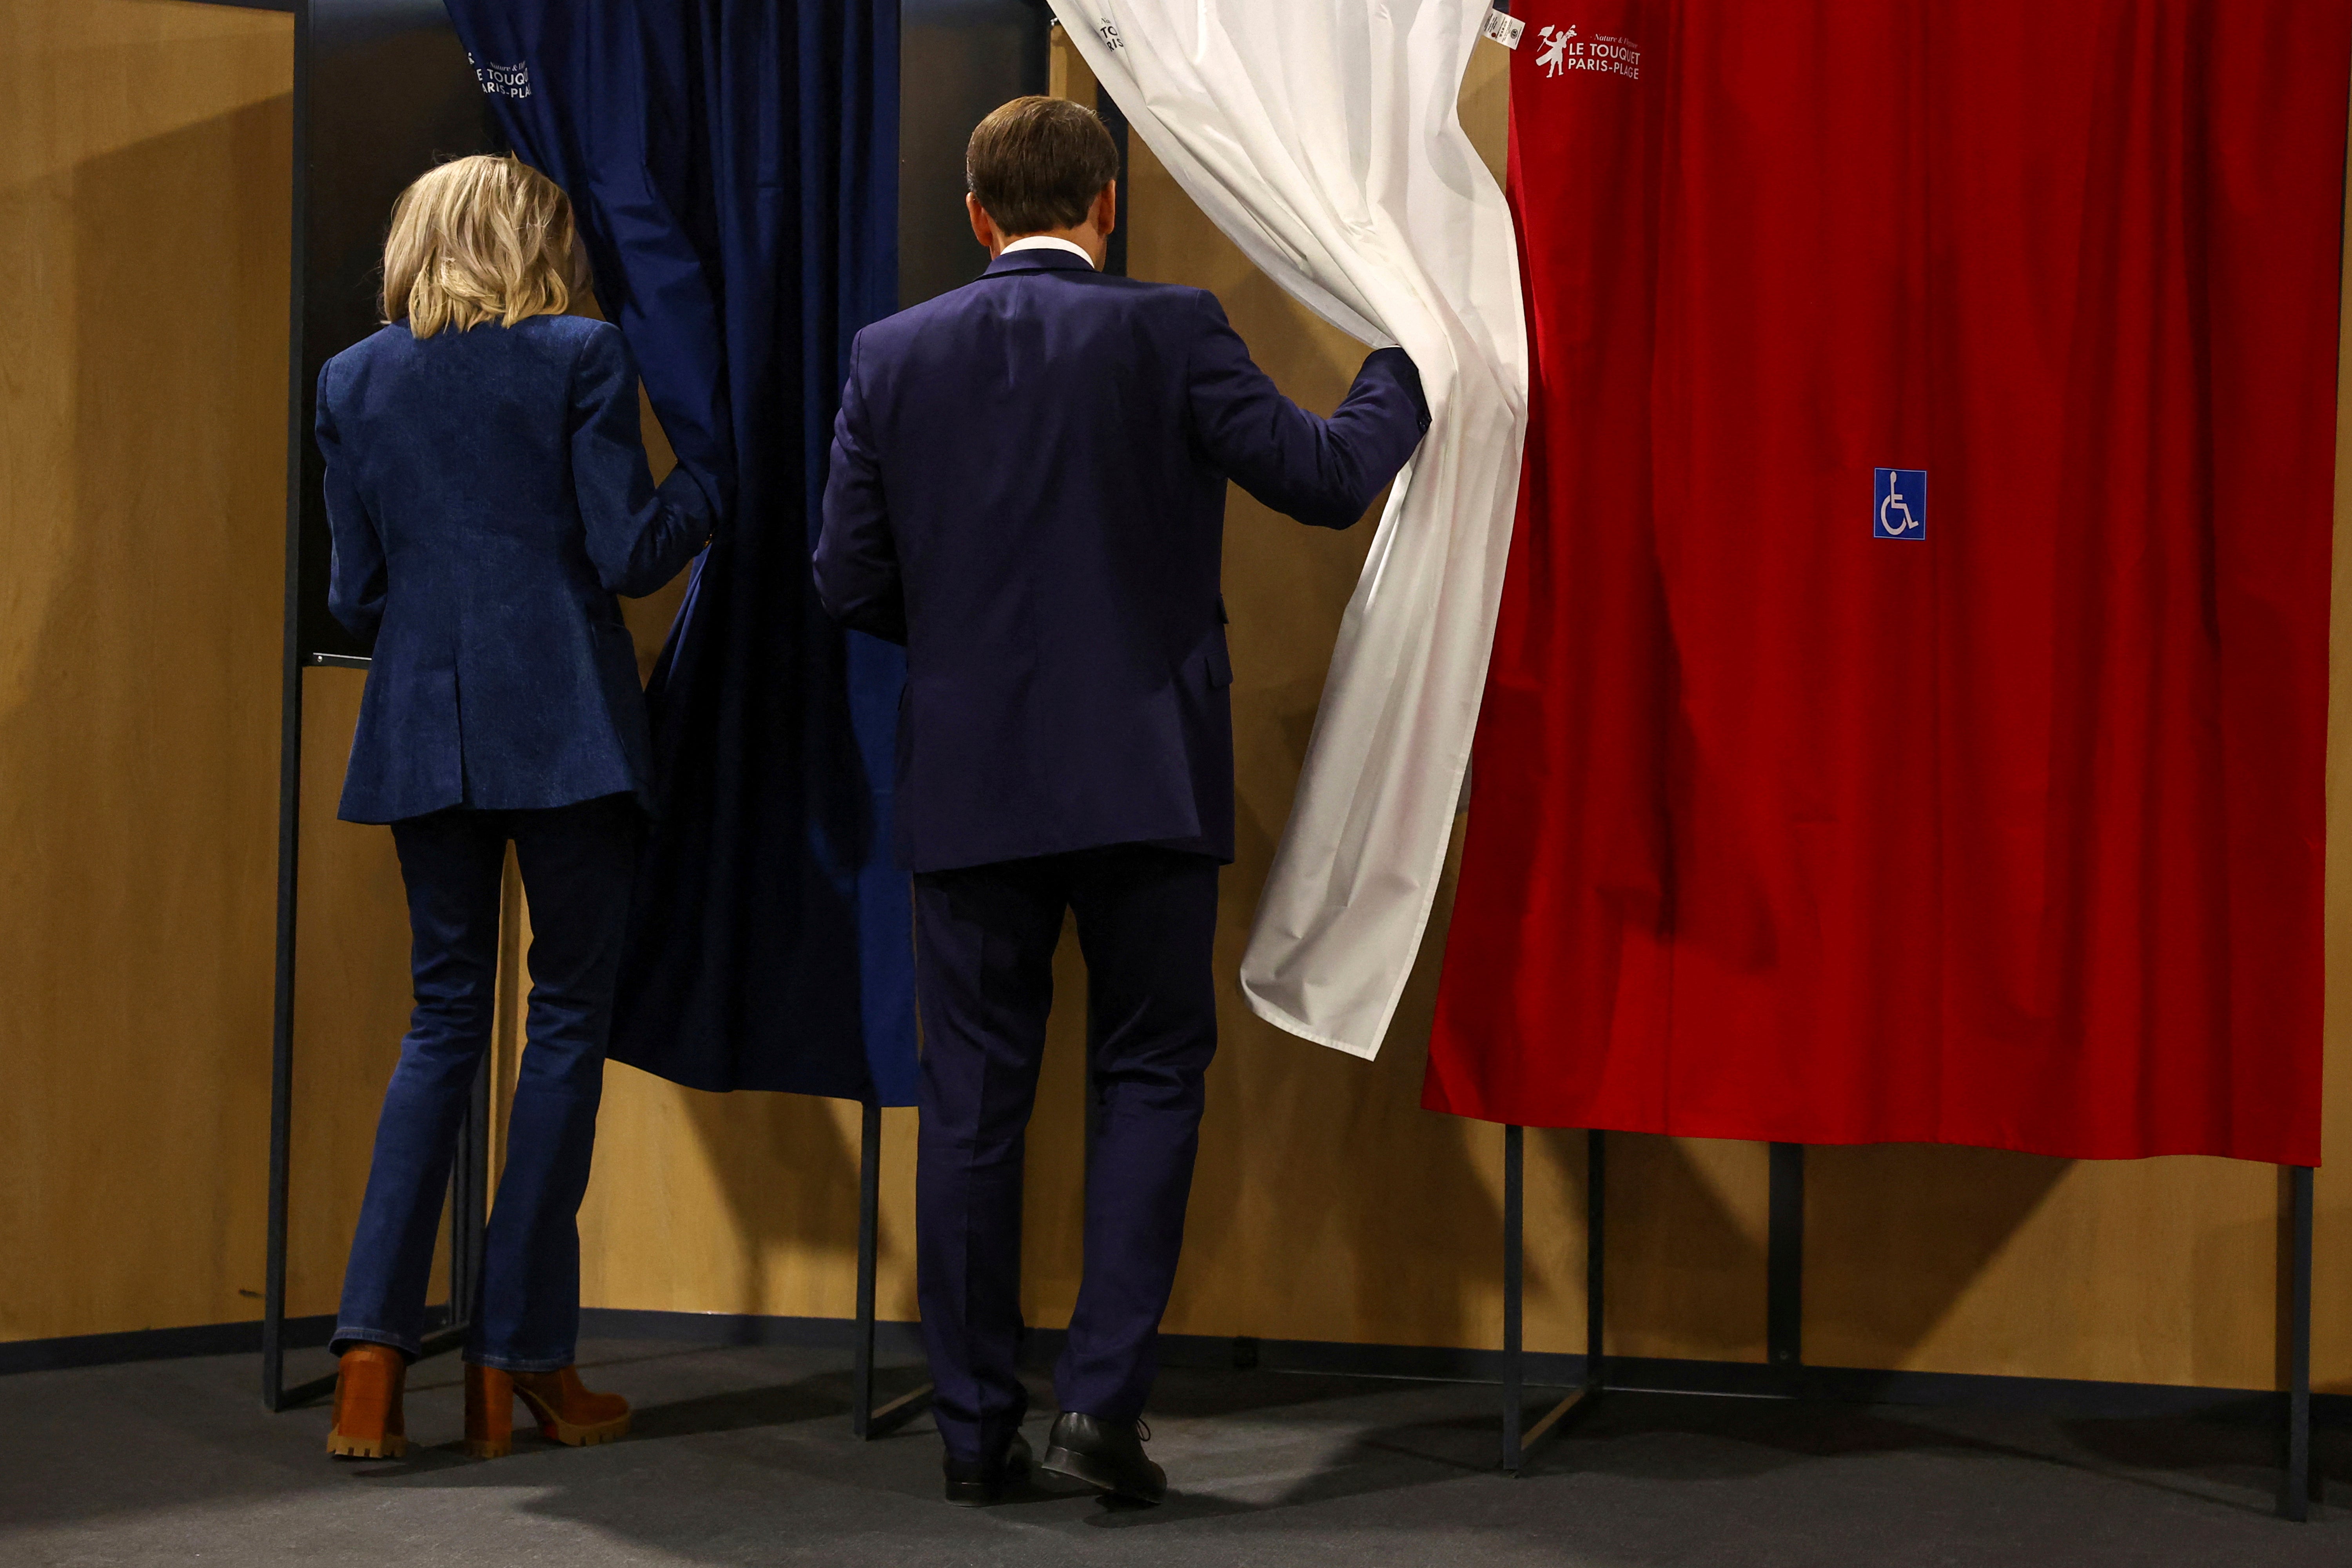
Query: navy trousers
913 845 1221 1465
333 795 640 1370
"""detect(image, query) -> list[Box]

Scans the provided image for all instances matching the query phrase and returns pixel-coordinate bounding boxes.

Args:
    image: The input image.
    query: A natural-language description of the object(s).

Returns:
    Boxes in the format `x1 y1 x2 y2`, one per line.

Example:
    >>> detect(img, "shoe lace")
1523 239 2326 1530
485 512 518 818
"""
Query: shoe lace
1136 1419 1151 1444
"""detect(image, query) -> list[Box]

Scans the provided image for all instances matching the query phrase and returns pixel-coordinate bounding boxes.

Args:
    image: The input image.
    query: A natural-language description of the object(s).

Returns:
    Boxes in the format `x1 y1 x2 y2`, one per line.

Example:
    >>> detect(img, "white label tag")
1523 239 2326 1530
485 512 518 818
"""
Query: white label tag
1483 9 1526 49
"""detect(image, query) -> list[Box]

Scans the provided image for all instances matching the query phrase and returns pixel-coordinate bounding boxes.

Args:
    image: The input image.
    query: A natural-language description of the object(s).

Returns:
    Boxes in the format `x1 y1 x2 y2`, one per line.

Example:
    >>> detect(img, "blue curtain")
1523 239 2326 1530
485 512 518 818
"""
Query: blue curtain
441 0 916 1106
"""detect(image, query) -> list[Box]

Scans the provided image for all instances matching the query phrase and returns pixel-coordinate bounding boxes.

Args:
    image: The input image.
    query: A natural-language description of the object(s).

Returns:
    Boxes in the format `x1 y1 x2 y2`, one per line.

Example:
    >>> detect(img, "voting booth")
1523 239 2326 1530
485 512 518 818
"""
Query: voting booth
260 0 1068 1428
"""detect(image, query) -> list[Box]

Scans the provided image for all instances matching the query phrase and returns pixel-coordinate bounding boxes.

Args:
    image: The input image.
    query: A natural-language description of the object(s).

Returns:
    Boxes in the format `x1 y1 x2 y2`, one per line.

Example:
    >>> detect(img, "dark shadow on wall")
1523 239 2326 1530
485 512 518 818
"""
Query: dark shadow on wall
674 1085 871 1316
1805 1143 2074 1370
1576 1132 1773 1365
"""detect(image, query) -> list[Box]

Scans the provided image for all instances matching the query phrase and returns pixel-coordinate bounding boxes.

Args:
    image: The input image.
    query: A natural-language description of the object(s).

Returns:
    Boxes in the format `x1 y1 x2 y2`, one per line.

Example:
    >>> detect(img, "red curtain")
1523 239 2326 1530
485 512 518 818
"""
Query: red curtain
1427 0 2345 1163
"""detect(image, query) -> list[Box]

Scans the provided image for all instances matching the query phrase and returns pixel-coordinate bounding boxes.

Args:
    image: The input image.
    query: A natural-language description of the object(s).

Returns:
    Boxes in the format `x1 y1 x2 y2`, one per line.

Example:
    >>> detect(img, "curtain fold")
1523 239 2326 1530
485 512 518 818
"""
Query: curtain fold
441 0 916 1104
1052 0 1529 1059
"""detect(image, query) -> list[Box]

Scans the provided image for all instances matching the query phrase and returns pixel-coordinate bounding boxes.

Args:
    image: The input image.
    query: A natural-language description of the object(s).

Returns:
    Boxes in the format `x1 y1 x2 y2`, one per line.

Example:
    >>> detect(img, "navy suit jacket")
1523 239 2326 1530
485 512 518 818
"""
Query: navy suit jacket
814 248 1429 873
319 314 713 824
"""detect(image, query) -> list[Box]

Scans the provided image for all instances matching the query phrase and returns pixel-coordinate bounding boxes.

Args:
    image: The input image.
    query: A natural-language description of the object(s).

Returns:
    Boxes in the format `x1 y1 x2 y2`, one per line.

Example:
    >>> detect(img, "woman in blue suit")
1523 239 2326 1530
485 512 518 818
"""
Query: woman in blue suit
316 155 713 1462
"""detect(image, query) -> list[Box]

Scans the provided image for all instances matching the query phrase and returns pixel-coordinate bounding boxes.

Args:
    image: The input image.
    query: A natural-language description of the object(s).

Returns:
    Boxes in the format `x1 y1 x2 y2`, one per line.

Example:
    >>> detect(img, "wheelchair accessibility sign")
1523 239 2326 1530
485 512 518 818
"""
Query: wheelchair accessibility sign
1874 468 1927 540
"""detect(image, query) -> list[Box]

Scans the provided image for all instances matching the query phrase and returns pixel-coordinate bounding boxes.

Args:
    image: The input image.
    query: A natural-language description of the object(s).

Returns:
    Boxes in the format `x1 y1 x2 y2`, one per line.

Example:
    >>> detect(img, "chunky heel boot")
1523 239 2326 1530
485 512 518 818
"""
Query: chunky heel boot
465 1364 516 1459
514 1367 631 1447
326 1344 408 1460
466 1363 630 1457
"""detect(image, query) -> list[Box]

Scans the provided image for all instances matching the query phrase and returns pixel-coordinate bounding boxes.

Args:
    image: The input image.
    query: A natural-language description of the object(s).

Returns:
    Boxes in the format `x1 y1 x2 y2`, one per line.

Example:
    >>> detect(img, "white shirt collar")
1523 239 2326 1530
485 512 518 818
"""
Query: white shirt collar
999 236 1098 269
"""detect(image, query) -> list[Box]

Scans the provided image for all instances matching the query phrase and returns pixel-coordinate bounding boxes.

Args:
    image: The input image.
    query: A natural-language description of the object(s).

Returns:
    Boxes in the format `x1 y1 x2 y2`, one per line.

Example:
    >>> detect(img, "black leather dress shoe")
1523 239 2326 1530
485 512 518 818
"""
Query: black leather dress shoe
1041 1412 1166 1504
942 1430 1033 1506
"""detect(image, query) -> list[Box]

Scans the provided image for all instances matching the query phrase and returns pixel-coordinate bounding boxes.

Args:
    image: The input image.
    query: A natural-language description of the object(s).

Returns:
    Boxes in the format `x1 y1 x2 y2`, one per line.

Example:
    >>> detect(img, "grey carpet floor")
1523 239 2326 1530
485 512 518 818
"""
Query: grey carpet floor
0 1338 2343 1566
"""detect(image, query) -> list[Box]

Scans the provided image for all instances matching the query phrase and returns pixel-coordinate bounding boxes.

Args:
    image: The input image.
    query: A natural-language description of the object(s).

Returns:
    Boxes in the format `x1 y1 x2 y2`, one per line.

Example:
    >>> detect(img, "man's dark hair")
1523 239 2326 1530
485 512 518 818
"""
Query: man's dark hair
967 96 1120 235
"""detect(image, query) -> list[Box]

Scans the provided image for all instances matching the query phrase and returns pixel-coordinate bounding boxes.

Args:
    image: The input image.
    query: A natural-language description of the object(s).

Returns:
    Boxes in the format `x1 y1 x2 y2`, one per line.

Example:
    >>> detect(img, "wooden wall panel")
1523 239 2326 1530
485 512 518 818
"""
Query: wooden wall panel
0 0 294 1342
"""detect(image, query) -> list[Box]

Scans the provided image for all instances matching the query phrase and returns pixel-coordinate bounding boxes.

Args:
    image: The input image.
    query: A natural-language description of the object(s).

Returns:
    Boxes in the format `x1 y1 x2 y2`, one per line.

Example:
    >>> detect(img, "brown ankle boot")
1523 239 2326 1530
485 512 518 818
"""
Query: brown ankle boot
326 1344 408 1459
465 1363 630 1459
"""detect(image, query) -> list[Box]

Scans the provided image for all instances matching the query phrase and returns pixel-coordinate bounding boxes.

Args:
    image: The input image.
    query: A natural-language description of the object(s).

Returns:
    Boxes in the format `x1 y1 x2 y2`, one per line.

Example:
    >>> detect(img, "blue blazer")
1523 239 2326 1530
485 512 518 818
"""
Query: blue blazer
319 314 713 824
814 248 1428 873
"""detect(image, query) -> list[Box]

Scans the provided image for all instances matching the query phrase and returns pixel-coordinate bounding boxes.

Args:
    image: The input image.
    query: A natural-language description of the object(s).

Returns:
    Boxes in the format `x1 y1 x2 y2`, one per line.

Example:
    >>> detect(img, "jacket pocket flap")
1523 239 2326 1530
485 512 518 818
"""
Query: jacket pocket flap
1203 638 1234 690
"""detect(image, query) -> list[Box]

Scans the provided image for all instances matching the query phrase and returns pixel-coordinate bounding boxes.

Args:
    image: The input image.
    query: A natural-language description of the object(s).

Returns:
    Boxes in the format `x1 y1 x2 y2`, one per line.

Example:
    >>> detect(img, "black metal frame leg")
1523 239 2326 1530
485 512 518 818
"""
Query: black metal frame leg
2279 1163 2315 1522
1503 1127 1607 1474
1768 1142 1805 1394
1501 1125 1524 1470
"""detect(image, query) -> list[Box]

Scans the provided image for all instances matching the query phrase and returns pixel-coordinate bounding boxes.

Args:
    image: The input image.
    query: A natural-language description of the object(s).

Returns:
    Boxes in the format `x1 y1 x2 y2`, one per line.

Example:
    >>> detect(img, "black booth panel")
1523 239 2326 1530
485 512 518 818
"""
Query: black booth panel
292 1 503 661
899 0 1053 309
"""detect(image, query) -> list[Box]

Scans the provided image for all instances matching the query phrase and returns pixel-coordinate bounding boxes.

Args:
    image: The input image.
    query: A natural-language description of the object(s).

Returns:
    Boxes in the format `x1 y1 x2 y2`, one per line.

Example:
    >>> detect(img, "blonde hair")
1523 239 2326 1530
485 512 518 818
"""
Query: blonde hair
381 154 585 338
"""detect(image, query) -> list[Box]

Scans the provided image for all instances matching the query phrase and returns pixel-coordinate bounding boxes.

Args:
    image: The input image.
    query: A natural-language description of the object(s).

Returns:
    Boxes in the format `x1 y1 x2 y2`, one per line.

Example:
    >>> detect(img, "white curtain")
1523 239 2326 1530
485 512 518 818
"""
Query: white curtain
1050 1 1529 1058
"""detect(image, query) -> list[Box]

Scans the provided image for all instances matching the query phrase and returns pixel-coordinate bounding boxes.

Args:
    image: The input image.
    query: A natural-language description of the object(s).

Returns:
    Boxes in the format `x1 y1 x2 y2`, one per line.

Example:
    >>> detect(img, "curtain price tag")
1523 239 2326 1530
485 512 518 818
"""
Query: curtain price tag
1483 8 1526 48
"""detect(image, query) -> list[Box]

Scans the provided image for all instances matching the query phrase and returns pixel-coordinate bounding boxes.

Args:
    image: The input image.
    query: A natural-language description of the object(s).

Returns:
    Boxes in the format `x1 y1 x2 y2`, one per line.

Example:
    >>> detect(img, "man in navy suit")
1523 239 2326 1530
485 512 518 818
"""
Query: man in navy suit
814 96 1428 1506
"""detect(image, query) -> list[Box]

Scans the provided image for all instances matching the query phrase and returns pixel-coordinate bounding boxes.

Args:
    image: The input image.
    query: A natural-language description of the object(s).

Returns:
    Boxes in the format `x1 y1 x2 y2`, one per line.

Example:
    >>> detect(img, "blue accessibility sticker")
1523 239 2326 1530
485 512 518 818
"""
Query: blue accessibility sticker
1874 468 1927 540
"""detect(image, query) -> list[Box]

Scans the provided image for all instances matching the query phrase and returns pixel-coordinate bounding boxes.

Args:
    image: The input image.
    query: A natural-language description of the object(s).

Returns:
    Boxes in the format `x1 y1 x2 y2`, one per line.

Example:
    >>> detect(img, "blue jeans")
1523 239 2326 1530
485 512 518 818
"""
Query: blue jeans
332 795 640 1371
912 846 1221 1465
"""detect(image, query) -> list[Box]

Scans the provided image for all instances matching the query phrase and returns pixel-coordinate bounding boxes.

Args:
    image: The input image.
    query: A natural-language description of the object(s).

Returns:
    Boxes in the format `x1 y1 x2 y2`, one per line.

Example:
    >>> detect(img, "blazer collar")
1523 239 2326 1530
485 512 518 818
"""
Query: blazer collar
982 247 1100 278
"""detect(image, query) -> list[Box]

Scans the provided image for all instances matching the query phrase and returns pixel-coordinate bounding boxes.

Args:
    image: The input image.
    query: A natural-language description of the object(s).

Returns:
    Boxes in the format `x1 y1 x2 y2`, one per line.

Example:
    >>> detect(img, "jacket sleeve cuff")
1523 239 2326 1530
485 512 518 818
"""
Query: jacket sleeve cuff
658 463 720 541
1363 346 1432 432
